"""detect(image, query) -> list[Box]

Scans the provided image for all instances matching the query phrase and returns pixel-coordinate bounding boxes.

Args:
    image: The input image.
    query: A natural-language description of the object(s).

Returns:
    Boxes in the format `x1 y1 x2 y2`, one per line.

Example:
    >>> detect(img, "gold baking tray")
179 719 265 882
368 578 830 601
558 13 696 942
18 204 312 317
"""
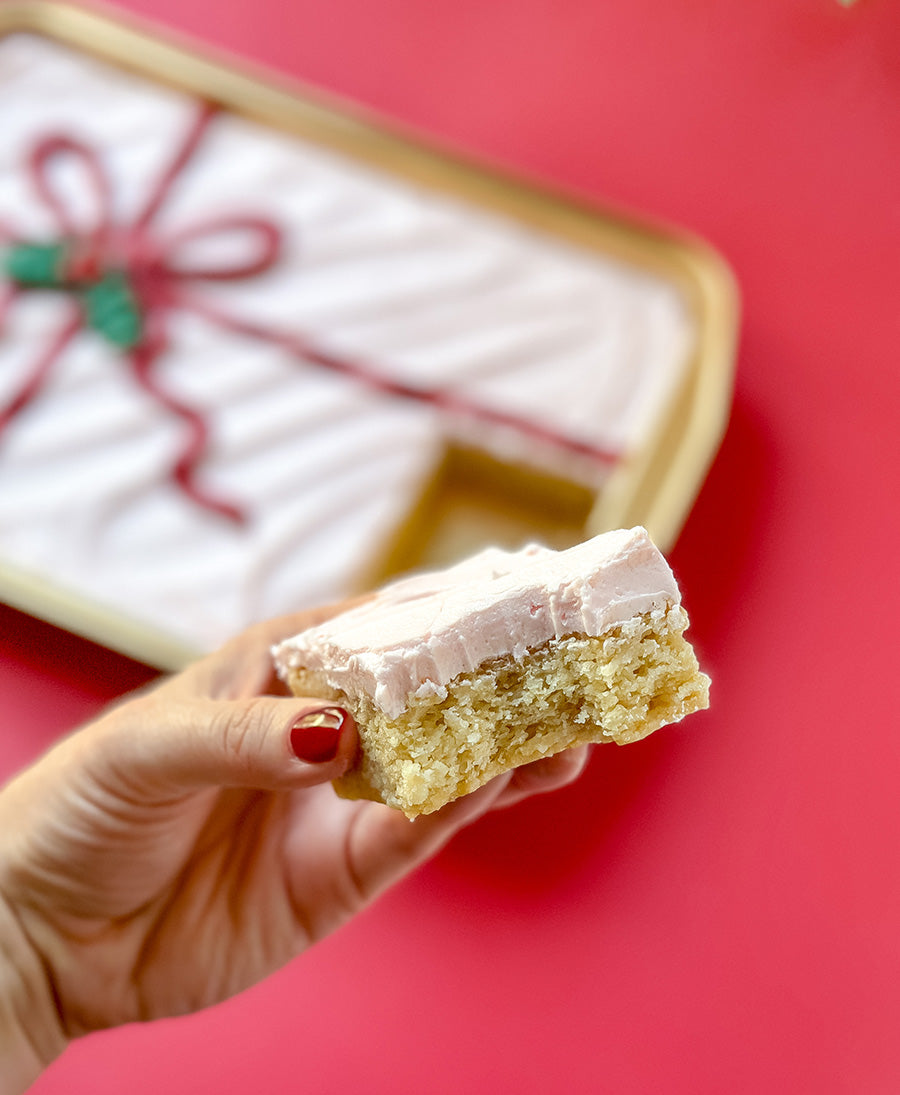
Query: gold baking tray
0 0 739 669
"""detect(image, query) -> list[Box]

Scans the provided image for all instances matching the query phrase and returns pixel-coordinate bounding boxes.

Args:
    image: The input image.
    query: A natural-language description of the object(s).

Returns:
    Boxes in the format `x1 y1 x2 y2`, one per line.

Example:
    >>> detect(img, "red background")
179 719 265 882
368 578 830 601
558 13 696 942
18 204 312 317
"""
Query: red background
3 0 900 1091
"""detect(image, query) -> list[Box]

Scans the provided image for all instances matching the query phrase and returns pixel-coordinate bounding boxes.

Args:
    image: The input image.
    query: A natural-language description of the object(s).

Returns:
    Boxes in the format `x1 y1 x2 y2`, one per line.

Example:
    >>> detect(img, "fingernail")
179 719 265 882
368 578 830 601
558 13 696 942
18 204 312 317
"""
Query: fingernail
289 706 348 763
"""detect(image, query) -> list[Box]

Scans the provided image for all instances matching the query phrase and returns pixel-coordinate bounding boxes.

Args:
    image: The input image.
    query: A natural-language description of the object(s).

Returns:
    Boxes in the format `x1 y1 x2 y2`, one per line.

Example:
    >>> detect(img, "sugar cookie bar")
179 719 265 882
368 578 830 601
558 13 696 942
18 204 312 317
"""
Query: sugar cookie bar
273 527 709 817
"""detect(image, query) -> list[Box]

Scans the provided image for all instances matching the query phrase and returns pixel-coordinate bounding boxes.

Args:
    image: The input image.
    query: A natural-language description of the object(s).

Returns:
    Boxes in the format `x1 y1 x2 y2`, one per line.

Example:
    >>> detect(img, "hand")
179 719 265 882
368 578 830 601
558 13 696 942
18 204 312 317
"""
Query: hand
0 604 589 1091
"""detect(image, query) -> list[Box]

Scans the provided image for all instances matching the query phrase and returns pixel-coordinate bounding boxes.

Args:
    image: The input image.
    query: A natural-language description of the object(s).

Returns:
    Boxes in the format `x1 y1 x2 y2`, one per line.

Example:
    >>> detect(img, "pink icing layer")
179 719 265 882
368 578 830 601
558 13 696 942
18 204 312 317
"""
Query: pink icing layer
273 526 680 719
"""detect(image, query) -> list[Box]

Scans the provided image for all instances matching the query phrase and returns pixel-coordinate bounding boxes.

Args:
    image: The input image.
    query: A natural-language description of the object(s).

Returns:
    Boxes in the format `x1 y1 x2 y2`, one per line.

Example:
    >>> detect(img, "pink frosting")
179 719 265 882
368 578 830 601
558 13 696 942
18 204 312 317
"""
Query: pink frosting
273 526 680 718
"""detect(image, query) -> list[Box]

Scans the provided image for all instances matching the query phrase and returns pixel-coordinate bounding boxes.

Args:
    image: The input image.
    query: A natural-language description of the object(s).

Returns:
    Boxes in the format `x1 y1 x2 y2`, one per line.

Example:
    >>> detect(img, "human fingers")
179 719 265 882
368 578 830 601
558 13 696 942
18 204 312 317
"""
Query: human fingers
340 773 515 906
490 744 592 811
332 743 591 904
85 694 359 800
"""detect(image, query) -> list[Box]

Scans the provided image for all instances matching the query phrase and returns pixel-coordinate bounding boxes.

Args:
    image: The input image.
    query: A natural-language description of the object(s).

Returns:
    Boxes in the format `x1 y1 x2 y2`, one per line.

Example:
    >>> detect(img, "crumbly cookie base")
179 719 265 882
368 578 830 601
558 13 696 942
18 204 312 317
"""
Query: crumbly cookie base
286 605 709 818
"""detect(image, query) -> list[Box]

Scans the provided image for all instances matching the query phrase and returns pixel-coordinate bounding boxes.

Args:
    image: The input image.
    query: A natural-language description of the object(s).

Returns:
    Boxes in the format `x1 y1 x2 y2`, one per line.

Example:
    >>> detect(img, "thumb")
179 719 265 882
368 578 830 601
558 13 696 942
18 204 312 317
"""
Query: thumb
89 695 358 797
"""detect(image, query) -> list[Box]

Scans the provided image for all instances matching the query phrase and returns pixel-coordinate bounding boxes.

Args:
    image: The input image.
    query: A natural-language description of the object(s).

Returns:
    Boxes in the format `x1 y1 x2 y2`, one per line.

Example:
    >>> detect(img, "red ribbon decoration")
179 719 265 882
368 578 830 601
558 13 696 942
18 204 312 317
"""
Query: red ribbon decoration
0 102 620 524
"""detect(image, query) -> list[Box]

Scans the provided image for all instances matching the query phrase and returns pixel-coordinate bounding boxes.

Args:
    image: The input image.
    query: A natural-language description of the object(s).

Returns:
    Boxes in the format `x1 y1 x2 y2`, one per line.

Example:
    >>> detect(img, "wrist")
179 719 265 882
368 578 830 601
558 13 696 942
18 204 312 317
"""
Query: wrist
0 892 67 1094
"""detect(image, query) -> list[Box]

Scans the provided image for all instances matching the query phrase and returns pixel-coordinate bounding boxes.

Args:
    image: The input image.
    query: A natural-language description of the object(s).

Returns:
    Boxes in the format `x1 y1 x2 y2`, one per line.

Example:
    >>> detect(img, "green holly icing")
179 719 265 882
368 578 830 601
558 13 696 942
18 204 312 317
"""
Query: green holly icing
4 242 67 288
82 272 143 349
5 242 143 349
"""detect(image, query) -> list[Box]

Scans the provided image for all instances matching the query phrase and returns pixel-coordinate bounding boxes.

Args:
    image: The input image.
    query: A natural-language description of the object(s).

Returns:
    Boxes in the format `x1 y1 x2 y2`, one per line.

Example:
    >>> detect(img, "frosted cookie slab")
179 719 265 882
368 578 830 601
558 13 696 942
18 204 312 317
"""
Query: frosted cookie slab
0 7 739 669
0 24 718 666
274 527 710 817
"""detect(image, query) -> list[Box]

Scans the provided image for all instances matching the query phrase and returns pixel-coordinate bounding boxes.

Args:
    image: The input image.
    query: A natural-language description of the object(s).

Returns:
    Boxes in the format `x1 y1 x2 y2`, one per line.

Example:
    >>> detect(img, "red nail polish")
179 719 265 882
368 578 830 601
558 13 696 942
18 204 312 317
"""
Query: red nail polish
289 706 347 763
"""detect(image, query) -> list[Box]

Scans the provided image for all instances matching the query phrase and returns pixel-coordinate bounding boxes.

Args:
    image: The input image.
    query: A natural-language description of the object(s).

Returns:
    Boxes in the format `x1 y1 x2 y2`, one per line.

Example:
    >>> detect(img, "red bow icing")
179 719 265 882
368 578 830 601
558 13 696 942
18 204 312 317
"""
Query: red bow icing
0 104 281 523
1 102 620 526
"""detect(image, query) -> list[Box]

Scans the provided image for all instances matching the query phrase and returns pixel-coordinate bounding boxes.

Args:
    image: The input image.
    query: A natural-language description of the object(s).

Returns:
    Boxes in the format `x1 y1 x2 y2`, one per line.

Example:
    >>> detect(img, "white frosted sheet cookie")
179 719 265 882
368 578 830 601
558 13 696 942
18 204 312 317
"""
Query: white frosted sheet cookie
0 34 695 656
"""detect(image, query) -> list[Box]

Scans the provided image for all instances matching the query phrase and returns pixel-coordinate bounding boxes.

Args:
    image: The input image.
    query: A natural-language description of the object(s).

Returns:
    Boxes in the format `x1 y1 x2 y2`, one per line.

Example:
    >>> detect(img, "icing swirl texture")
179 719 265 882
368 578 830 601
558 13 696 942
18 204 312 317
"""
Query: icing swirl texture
0 36 694 653
273 527 680 719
